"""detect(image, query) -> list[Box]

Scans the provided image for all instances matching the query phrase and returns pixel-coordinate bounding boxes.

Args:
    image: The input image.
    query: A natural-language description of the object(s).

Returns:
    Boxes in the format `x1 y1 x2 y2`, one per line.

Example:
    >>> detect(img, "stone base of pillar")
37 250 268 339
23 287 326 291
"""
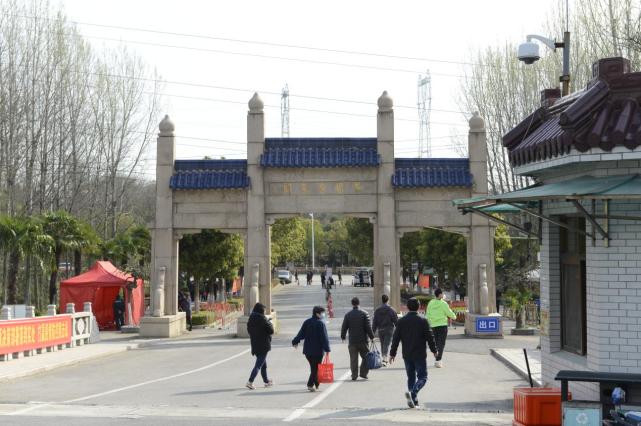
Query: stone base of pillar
139 313 186 338
120 325 140 334
464 313 504 339
236 315 250 338
236 311 279 338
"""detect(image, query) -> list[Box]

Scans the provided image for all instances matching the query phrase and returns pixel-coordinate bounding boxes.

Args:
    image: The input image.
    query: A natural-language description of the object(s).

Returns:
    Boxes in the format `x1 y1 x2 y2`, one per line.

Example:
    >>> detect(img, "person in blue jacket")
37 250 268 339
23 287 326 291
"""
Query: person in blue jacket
292 306 331 392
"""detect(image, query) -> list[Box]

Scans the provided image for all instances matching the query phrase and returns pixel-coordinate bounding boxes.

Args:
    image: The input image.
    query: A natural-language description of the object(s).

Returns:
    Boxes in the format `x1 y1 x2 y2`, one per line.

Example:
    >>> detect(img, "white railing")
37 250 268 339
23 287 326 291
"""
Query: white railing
0 301 97 361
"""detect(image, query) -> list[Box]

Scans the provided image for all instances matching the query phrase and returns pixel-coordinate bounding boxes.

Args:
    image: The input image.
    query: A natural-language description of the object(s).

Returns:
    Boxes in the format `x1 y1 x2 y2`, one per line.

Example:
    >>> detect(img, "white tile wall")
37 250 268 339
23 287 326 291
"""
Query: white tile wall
539 197 641 400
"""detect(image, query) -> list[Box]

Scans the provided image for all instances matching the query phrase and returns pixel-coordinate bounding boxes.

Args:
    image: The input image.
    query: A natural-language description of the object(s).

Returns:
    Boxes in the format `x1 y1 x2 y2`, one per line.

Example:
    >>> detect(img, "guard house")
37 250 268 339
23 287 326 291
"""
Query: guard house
455 57 641 400
140 91 500 339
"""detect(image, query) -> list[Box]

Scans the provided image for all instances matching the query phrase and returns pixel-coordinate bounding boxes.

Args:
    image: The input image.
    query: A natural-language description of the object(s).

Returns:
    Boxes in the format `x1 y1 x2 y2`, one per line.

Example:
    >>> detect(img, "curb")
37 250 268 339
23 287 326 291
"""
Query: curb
490 348 543 387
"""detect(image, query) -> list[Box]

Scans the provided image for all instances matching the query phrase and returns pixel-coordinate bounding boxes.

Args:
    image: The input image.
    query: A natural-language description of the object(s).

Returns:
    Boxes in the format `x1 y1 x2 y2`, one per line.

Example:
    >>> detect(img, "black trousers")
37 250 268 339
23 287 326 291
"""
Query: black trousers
433 326 448 361
185 310 192 331
348 342 370 379
114 313 124 330
306 355 322 387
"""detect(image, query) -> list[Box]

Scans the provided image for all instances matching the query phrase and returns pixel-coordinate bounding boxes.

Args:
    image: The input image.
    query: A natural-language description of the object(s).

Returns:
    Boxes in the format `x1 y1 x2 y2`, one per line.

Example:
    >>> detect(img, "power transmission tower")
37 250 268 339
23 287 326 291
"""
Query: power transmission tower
417 71 432 157
281 83 290 137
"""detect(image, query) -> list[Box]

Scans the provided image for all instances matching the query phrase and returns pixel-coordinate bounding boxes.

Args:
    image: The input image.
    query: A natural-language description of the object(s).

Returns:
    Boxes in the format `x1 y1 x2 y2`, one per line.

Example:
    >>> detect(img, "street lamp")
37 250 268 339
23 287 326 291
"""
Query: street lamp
309 213 315 270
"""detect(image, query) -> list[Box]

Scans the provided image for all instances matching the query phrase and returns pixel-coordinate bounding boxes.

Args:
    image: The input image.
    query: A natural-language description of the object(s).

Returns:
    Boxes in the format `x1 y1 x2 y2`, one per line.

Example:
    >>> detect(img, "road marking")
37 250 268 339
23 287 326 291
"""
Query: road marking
5 348 251 416
283 369 351 422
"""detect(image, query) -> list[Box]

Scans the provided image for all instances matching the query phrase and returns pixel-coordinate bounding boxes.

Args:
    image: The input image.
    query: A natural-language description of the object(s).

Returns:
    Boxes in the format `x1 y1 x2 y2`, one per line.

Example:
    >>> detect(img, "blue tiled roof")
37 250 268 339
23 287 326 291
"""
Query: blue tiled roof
261 138 379 168
170 160 250 190
392 158 472 188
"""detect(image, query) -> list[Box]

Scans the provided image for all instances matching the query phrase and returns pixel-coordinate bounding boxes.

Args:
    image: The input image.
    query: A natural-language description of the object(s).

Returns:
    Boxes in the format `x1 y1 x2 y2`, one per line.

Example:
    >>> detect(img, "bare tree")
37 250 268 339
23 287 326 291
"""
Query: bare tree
0 0 161 307
459 0 641 194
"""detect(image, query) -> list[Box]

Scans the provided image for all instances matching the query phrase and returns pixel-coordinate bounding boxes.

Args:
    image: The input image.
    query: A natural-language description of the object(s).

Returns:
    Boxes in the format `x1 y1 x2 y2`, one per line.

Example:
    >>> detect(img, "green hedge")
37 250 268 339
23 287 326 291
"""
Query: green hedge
191 311 215 326
414 295 433 308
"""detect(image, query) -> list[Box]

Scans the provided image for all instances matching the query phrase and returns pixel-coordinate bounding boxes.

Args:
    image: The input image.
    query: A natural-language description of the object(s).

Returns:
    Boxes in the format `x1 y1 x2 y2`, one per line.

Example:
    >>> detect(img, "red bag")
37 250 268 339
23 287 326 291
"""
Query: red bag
318 353 334 383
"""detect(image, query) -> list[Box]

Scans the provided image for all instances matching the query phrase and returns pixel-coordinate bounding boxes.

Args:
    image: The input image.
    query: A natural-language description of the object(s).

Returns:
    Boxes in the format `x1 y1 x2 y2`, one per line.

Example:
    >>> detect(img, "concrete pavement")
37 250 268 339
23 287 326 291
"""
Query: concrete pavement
0 279 529 425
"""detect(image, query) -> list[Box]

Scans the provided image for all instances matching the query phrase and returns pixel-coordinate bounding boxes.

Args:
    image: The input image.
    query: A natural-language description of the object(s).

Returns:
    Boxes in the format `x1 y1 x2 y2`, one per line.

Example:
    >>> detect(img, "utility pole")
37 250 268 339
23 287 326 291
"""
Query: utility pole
281 83 290 137
417 71 432 157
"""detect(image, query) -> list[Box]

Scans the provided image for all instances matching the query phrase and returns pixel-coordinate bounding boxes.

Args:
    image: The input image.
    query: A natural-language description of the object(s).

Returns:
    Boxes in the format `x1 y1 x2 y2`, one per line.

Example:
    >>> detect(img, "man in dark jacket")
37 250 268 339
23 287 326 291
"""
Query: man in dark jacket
373 294 398 365
292 306 331 392
112 295 125 330
178 290 192 331
341 297 375 380
246 303 274 390
390 298 438 409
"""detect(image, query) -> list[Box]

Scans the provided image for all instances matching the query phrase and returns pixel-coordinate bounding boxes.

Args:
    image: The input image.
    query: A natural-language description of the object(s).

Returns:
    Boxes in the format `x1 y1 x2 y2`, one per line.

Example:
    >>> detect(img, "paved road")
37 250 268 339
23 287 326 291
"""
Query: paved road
0 279 525 425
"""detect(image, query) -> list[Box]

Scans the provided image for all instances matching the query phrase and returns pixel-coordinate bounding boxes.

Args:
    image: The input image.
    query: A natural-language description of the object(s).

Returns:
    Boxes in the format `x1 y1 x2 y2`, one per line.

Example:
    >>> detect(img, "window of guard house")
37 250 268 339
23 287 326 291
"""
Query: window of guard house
559 216 587 356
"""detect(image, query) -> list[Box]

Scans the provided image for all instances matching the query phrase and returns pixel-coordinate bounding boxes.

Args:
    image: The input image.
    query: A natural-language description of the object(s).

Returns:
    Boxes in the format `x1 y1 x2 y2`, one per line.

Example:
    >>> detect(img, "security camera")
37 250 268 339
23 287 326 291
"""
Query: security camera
517 41 540 64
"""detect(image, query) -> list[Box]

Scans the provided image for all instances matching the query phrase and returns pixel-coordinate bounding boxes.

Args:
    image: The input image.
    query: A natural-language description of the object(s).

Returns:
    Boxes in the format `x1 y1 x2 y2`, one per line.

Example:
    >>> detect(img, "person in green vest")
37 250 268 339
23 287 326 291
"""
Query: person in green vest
426 288 456 368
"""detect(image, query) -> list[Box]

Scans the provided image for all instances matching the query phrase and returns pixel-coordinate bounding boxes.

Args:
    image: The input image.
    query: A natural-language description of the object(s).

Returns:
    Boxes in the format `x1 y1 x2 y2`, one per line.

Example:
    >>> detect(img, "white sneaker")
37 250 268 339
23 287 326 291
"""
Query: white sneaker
434 361 443 368
264 379 274 387
405 391 416 408
246 382 256 390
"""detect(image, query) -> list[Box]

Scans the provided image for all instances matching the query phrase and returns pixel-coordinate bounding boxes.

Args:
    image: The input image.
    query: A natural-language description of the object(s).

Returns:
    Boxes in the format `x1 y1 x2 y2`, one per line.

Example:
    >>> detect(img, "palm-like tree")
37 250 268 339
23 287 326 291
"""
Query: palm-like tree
42 211 88 304
128 225 151 268
73 221 101 275
0 216 53 304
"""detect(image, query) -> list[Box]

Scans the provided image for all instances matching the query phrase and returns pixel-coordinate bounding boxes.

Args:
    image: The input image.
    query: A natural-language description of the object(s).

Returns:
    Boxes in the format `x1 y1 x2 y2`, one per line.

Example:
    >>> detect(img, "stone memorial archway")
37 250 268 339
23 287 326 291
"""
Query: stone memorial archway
139 91 499 338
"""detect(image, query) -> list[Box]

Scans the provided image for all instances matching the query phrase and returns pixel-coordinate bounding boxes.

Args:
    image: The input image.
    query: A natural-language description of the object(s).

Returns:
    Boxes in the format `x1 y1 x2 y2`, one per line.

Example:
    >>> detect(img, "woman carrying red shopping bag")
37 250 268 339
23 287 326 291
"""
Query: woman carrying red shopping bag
292 306 331 392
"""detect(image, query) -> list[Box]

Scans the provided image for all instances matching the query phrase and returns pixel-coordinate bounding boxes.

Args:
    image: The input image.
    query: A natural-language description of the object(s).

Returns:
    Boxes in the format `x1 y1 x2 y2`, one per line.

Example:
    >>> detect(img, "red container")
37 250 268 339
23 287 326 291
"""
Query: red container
513 387 570 426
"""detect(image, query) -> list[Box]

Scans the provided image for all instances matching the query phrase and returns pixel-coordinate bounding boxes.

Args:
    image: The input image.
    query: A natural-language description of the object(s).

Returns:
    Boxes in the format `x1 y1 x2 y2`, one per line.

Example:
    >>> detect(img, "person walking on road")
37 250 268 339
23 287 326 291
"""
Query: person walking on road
426 288 456 368
389 297 438 409
292 306 331 392
246 303 274 390
373 294 398 365
337 270 342 286
341 297 375 380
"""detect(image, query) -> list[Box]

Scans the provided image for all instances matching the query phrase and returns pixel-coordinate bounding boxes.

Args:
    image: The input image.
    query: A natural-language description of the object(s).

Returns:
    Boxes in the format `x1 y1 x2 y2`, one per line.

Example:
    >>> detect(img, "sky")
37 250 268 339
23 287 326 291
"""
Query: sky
53 0 558 178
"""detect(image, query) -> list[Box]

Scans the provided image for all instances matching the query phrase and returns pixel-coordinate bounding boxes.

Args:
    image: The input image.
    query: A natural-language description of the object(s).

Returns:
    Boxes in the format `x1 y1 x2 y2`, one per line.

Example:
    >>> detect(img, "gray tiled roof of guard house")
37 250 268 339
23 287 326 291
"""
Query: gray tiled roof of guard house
503 57 641 167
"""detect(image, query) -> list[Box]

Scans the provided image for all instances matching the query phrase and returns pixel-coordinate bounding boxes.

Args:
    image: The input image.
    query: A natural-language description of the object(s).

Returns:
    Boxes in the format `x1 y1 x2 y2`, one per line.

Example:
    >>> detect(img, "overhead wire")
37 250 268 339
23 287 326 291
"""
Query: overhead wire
9 14 484 68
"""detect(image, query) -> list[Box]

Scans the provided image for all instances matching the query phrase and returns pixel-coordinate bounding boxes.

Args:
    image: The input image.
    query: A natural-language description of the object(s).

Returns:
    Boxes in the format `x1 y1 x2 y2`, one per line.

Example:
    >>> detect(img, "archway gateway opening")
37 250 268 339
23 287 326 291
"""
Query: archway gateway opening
399 227 483 308
177 228 244 322
140 91 500 338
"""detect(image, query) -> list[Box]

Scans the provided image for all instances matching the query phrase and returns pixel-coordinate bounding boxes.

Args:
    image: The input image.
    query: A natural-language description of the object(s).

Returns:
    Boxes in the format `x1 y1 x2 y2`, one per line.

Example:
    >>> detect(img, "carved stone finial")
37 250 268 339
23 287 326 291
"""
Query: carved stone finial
248 92 264 112
159 115 175 134
469 111 485 131
377 91 393 112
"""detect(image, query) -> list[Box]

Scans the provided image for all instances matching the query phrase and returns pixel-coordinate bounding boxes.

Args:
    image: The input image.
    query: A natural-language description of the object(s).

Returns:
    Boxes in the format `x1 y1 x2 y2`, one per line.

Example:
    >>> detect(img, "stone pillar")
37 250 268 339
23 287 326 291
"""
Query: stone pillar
1 306 11 320
248 263 260 310
84 302 92 313
139 115 185 338
26 306 35 318
464 112 501 337
383 262 391 296
153 266 166 317
66 303 75 314
152 115 179 316
375 91 400 311
47 305 56 316
244 93 271 313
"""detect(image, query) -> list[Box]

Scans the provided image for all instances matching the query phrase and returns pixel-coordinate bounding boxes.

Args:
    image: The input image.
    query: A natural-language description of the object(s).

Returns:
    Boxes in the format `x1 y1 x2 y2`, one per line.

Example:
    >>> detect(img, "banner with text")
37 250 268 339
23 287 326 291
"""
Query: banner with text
0 315 72 355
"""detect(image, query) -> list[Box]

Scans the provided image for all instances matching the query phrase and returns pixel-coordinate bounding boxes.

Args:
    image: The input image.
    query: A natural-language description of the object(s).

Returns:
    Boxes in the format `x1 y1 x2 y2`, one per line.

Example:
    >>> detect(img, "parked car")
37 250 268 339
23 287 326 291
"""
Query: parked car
352 268 372 287
277 270 292 284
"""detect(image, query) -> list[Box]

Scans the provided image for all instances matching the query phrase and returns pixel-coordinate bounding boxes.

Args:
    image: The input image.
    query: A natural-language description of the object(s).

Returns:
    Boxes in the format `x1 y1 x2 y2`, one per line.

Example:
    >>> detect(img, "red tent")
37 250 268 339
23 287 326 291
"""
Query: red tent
60 261 144 330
